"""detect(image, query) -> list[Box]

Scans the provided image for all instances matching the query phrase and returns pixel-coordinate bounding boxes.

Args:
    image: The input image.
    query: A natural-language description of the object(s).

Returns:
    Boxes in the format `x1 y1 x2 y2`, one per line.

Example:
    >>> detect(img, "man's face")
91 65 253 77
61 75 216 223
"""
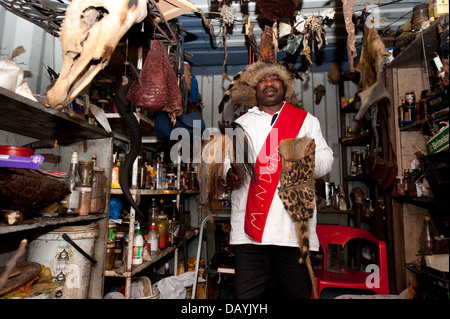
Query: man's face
255 74 286 107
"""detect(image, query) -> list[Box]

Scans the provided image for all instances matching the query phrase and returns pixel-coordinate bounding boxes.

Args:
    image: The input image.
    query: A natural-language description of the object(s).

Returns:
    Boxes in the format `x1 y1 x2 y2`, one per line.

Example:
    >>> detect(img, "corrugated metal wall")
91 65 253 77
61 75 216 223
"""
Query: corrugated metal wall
1 8 359 185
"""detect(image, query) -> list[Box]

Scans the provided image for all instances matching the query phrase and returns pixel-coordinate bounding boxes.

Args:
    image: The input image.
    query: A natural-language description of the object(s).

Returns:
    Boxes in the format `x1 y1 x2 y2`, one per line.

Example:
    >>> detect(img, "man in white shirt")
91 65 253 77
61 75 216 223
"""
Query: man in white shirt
223 61 333 299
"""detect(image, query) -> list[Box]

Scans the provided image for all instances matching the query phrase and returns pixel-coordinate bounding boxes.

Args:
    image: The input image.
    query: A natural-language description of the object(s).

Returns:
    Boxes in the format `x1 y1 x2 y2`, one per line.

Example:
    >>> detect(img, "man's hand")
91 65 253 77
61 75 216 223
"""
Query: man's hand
226 167 242 189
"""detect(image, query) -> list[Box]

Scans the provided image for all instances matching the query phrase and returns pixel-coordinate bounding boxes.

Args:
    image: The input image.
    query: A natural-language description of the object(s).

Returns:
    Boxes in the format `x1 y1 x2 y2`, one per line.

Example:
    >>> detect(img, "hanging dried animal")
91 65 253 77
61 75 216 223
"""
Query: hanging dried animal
45 0 148 109
256 0 299 21
219 4 237 81
126 40 183 124
342 0 357 72
314 84 326 105
354 27 391 121
327 62 341 84
300 15 328 70
259 25 276 63
244 15 259 62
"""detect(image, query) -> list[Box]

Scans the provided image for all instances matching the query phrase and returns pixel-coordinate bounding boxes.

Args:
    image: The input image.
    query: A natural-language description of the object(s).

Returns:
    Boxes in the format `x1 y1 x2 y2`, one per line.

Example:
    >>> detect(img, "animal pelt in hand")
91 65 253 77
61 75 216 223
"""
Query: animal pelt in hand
277 136 318 299
355 27 391 120
218 61 302 114
198 124 255 220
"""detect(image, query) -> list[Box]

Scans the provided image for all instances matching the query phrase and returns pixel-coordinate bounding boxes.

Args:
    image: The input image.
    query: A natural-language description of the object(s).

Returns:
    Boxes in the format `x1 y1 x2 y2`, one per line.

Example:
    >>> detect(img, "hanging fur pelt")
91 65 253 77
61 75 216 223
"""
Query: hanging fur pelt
354 27 391 120
277 136 319 299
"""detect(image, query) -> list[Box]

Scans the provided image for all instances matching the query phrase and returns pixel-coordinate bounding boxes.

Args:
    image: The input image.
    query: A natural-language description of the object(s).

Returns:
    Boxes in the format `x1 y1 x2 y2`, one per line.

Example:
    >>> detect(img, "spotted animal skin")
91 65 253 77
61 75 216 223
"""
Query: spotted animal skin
277 137 319 298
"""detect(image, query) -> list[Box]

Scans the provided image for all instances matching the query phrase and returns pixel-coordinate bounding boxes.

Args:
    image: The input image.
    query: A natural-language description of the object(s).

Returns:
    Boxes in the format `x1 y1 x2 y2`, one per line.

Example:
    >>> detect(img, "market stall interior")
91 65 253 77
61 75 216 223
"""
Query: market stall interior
0 0 448 300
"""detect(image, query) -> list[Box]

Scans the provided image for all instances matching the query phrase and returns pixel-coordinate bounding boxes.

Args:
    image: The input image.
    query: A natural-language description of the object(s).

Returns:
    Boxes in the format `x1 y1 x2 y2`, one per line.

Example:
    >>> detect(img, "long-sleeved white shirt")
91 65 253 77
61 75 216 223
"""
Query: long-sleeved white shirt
225 104 334 251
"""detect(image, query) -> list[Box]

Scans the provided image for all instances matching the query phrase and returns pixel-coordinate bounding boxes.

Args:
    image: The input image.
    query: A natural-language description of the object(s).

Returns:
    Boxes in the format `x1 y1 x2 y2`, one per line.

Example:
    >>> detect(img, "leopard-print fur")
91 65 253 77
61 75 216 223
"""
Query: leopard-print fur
277 137 319 298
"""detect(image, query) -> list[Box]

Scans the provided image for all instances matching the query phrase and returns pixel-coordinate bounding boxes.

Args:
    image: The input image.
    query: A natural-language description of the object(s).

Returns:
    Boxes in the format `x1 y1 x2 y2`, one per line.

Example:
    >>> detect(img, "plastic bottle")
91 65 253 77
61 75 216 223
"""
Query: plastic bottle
132 225 144 265
419 216 438 259
147 223 159 256
63 152 81 214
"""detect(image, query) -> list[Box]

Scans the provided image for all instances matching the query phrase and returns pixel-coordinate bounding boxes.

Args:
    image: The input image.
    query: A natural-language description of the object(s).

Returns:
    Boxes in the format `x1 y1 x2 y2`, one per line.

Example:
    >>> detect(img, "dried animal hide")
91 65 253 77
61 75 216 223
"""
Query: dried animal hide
256 0 299 21
126 40 183 124
259 25 276 63
277 137 318 299
46 0 147 109
300 15 328 70
342 0 357 72
355 27 391 120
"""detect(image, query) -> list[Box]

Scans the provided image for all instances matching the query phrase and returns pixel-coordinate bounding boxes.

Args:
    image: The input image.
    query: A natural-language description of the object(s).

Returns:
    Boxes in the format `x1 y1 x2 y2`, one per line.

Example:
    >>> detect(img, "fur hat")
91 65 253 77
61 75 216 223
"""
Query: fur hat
219 61 301 113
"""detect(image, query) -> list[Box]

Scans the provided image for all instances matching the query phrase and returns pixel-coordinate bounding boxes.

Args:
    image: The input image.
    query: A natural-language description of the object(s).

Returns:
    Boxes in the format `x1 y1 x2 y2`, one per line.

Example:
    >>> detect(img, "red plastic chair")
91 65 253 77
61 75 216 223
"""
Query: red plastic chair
312 224 389 298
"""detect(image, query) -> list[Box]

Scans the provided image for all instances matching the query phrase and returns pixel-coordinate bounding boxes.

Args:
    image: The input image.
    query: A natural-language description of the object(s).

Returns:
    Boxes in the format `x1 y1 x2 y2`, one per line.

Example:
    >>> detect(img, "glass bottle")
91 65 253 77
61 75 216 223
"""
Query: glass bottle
168 219 174 247
90 167 107 213
63 152 81 214
419 216 438 261
157 210 169 250
171 199 180 246
156 152 167 189
148 198 159 229
138 155 146 189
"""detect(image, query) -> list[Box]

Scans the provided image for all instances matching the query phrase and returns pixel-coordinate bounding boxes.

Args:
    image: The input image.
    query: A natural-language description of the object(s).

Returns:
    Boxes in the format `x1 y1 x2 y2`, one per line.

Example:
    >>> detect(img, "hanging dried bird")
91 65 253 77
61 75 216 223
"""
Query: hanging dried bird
256 0 299 21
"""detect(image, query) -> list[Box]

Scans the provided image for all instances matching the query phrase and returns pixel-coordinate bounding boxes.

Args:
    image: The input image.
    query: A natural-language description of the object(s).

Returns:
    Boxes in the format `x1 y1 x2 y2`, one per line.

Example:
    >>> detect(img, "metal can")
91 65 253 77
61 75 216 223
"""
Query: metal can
405 91 415 106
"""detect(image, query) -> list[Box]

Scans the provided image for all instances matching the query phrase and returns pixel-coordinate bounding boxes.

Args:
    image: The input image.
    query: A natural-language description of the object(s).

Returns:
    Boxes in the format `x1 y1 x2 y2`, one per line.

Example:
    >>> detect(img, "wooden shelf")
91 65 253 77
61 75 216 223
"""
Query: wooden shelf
0 87 111 145
400 108 449 133
387 16 446 69
110 188 200 195
0 213 107 235
340 131 372 146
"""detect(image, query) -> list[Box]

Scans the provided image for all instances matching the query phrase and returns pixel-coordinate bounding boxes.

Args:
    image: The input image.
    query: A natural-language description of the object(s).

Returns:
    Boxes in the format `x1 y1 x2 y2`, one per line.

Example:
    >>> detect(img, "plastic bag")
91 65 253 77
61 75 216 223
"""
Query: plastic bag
0 47 36 101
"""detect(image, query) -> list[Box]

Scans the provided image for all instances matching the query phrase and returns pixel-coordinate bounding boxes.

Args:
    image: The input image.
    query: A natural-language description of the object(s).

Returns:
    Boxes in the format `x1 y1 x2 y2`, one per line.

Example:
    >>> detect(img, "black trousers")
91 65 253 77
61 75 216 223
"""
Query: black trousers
233 244 312 299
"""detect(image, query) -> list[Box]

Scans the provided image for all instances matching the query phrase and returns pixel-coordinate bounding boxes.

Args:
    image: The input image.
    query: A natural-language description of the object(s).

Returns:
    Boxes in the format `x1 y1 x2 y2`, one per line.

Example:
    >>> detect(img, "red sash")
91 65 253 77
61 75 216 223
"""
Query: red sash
244 103 307 242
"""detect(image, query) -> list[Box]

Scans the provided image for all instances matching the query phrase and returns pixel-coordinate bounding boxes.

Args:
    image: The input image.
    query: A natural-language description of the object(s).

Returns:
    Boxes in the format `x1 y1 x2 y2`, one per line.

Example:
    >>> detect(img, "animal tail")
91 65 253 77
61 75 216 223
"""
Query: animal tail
296 220 319 299
114 71 144 221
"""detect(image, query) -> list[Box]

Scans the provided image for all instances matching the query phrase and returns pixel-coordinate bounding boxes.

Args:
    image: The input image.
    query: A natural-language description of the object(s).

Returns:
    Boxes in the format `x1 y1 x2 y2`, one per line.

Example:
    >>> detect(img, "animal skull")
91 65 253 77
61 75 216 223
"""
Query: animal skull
46 0 147 109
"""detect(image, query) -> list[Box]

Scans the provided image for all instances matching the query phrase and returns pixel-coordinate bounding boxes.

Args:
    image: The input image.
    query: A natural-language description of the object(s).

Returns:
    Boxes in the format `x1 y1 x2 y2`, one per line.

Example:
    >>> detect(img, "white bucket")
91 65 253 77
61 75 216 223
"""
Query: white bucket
26 224 98 299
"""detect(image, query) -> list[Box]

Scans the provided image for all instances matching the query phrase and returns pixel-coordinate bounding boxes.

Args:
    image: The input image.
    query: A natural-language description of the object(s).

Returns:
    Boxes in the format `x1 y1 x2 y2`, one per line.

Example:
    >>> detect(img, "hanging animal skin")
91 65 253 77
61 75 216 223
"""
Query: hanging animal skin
46 0 148 109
